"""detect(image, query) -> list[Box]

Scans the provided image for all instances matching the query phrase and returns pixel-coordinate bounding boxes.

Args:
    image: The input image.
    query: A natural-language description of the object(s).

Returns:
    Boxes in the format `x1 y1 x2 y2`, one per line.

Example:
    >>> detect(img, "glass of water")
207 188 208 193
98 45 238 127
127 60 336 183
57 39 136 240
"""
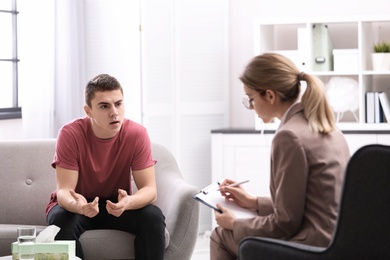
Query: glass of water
17 226 36 260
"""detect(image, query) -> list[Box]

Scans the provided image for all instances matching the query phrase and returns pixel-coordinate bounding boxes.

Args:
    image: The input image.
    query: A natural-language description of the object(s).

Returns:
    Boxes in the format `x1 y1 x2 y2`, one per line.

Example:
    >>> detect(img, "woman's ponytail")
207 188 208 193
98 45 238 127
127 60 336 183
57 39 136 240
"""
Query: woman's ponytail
300 73 335 134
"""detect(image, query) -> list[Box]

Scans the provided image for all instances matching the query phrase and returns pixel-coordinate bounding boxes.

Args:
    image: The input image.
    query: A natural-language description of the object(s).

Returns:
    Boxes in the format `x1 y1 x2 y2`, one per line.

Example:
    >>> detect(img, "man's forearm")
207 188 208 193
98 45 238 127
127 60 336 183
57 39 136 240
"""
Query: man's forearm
127 186 157 210
56 189 80 214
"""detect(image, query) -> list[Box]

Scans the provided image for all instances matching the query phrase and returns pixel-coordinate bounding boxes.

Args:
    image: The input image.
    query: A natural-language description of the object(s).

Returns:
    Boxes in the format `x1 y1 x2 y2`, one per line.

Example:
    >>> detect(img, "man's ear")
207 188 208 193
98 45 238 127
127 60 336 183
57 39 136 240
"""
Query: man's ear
84 105 91 117
265 90 276 104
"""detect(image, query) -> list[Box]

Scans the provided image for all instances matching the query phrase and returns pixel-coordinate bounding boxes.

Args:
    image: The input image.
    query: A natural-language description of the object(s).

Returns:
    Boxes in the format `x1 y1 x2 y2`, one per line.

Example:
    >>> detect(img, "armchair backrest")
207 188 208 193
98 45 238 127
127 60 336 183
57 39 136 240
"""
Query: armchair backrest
329 144 390 258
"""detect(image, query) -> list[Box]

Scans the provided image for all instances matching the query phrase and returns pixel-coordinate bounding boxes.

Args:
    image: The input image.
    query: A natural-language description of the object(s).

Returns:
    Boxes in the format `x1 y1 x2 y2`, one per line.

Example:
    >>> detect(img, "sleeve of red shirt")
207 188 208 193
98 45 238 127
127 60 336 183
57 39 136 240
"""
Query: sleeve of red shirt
51 126 80 171
131 126 157 171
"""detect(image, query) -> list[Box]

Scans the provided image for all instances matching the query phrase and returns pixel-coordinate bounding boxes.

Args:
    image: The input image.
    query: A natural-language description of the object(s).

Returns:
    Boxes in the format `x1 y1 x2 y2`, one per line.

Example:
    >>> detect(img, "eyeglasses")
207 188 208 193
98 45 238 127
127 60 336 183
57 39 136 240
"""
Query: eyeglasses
242 95 254 110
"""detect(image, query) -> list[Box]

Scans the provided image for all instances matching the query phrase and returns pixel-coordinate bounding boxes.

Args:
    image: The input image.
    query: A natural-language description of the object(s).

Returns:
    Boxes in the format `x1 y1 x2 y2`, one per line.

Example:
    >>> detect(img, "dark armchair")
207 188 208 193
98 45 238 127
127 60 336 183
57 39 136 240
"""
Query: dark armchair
238 144 390 259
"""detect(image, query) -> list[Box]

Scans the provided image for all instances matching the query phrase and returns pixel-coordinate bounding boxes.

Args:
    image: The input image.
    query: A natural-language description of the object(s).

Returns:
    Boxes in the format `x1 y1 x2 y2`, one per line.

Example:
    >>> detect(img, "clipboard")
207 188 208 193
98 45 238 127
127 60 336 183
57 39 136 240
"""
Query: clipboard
193 180 258 218
193 180 223 213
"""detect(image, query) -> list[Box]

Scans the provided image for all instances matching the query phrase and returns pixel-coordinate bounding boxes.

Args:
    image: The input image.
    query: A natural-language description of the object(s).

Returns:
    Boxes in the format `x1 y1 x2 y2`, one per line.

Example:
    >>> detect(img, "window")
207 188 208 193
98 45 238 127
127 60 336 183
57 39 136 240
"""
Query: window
0 0 21 120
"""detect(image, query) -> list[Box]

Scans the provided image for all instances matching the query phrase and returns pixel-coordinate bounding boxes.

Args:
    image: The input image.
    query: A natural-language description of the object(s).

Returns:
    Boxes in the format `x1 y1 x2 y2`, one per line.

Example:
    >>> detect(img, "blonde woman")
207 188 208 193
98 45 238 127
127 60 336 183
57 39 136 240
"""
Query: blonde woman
210 53 350 260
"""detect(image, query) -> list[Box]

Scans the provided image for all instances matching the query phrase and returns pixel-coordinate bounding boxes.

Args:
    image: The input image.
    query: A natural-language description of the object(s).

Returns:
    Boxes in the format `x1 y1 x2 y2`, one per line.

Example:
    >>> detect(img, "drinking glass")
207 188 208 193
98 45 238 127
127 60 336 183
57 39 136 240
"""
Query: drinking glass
17 226 36 260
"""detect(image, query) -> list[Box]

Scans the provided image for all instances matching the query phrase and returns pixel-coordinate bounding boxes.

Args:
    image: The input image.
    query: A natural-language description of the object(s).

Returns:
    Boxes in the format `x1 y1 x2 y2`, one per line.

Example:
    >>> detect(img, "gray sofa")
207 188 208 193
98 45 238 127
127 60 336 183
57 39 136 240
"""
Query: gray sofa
0 139 199 259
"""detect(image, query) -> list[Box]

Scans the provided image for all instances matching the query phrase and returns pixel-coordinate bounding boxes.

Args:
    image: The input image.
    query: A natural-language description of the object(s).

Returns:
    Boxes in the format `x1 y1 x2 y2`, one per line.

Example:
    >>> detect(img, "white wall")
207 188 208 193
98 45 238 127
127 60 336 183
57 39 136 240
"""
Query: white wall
0 119 23 139
229 0 390 129
2 0 390 137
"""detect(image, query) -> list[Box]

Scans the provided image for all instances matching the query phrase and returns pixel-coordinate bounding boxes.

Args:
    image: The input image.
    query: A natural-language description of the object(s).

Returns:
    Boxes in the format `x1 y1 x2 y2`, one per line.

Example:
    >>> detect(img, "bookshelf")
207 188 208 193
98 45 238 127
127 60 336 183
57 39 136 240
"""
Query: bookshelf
253 16 390 131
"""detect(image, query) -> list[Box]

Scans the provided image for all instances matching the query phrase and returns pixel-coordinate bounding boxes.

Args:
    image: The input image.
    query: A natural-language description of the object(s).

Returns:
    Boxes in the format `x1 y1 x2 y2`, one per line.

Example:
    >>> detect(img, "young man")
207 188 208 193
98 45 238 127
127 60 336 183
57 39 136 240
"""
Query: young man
46 74 166 259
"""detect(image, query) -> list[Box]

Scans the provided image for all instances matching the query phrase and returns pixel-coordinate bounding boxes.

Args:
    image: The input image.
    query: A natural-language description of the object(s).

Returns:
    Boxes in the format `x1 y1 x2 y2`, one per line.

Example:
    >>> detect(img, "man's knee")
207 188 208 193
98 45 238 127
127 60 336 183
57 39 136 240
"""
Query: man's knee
137 205 166 234
141 205 165 222
47 205 87 238
47 205 74 225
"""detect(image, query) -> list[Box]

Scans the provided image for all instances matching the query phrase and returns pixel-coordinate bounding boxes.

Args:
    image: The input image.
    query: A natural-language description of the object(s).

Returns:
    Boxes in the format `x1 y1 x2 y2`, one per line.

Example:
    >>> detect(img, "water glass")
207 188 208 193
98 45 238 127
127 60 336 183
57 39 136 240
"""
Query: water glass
17 226 36 260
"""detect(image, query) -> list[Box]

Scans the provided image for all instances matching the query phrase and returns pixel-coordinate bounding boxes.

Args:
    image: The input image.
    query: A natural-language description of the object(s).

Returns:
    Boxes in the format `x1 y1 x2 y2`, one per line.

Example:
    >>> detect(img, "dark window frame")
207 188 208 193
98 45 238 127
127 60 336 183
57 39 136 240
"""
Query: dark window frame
0 0 21 120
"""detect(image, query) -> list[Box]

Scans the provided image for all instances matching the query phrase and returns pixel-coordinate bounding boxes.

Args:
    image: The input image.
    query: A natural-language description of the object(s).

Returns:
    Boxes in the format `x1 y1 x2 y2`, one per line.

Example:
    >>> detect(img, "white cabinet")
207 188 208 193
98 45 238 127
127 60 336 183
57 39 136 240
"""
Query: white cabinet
343 134 378 155
253 16 390 130
378 134 390 144
212 132 274 197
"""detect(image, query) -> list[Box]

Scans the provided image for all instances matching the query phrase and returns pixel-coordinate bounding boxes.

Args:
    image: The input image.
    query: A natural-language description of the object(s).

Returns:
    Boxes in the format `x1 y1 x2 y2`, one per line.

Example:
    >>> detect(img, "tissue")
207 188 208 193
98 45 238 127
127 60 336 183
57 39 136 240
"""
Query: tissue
36 225 61 243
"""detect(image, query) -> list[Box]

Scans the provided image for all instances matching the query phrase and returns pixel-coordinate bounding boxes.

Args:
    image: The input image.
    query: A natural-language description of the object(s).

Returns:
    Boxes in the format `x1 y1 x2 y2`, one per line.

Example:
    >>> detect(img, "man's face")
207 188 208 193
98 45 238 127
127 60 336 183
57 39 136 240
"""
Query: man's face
84 89 124 139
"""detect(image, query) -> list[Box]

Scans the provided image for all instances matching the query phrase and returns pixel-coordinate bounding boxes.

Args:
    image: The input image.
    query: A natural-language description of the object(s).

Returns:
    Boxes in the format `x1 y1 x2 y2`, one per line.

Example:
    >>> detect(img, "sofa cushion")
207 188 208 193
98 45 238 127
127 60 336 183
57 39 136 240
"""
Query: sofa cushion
80 228 170 259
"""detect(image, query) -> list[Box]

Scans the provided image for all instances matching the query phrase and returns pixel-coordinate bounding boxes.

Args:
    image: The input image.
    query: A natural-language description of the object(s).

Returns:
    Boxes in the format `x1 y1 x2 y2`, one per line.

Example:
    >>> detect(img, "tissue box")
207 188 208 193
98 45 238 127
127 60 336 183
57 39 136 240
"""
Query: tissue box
12 241 75 260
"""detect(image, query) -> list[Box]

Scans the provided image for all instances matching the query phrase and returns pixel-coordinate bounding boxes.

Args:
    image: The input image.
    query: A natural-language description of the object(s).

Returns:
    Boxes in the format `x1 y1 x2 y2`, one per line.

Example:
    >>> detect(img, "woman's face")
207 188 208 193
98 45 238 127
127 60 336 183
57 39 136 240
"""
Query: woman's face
243 85 276 123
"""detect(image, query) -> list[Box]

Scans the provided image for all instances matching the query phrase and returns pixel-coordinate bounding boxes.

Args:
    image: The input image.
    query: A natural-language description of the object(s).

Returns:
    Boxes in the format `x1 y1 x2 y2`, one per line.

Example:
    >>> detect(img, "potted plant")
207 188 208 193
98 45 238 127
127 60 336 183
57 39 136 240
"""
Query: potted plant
372 41 390 70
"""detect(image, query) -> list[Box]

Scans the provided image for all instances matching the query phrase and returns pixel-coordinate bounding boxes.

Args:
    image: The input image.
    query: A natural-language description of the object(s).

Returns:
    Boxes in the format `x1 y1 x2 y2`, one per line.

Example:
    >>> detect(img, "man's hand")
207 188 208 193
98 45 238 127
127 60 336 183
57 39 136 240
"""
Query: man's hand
69 190 99 218
214 204 235 230
106 189 130 217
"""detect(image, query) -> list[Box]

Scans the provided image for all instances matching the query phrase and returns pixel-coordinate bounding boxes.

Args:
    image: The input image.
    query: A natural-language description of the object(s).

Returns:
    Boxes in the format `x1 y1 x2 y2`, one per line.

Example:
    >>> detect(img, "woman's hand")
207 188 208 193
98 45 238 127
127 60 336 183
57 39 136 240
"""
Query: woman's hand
219 178 257 209
214 204 235 230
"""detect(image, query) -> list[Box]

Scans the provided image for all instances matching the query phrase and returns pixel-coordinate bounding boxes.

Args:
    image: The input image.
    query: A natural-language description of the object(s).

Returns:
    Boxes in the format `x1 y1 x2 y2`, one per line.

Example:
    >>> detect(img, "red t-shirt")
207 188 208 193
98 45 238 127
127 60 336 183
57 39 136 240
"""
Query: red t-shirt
45 117 155 215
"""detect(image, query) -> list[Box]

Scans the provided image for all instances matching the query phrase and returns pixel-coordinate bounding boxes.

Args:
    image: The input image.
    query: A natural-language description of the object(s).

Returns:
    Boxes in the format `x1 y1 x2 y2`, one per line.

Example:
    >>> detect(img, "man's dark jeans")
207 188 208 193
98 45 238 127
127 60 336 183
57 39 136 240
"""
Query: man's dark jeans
47 199 166 260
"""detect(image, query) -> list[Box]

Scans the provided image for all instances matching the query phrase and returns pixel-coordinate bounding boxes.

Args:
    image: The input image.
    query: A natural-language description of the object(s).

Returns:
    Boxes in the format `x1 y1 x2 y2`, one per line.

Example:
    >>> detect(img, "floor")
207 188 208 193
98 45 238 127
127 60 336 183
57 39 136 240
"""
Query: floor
0 232 212 260
191 231 211 260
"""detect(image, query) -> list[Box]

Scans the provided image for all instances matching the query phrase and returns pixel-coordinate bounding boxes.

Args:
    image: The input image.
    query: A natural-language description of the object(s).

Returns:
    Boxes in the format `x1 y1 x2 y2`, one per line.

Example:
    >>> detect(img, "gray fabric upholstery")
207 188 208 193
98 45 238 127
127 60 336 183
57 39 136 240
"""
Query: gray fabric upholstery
238 144 390 260
0 139 199 260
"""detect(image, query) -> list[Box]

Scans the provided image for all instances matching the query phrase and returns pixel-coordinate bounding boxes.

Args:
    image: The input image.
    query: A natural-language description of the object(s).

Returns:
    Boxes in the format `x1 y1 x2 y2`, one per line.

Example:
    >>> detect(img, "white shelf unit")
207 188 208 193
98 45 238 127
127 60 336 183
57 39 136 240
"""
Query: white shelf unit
253 16 390 131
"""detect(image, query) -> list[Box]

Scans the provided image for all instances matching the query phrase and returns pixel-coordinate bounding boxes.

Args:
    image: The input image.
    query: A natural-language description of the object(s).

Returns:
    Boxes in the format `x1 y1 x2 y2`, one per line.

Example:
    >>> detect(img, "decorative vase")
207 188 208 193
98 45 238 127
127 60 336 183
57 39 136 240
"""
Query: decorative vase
372 53 390 70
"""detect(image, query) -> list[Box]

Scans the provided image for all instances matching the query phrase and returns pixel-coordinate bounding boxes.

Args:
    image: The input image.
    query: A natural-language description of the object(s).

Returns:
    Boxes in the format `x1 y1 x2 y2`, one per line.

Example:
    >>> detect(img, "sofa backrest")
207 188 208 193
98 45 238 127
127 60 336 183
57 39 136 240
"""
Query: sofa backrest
0 139 56 226
0 139 189 229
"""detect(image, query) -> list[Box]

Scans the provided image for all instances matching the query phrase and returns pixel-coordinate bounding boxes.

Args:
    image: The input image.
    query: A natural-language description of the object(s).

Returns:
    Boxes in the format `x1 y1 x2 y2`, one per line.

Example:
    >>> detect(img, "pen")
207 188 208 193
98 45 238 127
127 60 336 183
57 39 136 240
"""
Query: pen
217 180 250 191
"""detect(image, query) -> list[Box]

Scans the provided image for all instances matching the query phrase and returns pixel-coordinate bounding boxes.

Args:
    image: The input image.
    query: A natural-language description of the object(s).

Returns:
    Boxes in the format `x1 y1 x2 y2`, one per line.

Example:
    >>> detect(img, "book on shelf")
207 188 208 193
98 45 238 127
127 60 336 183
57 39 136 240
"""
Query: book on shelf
379 92 390 123
366 91 388 123
366 92 375 123
374 92 383 123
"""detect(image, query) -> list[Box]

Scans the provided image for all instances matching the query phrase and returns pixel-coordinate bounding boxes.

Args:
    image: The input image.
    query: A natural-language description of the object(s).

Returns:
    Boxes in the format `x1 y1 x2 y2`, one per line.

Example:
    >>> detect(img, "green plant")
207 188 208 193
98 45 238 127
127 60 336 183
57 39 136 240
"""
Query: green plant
373 41 390 53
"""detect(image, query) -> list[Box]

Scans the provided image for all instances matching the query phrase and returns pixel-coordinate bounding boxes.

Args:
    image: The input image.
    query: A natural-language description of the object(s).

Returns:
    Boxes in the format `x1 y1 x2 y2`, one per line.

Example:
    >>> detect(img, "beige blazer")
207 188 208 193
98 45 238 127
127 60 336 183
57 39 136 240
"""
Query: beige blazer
233 103 350 247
